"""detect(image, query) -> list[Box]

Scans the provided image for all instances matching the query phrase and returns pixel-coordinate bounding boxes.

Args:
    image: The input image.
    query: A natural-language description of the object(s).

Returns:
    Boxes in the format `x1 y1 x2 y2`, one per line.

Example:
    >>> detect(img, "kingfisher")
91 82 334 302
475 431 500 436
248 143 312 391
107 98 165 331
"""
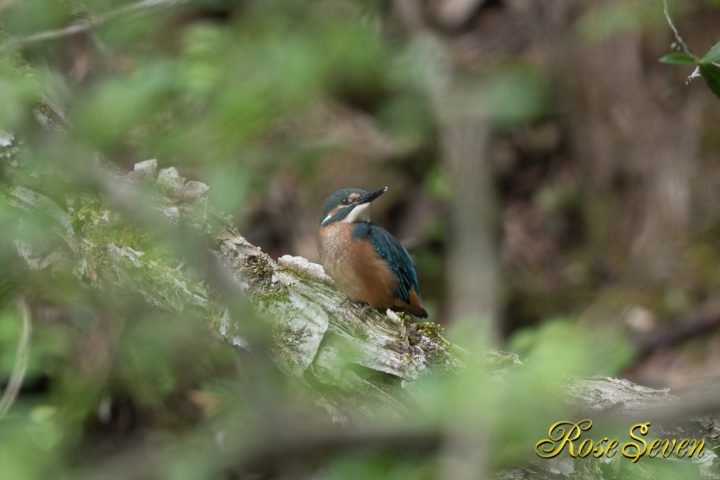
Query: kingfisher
318 187 428 318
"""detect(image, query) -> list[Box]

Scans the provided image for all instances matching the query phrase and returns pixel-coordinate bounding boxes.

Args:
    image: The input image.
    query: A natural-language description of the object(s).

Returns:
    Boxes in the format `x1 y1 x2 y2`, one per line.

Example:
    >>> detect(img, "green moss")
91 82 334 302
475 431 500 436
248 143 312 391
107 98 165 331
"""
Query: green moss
67 195 211 314
415 321 445 339
71 195 154 252
411 321 457 374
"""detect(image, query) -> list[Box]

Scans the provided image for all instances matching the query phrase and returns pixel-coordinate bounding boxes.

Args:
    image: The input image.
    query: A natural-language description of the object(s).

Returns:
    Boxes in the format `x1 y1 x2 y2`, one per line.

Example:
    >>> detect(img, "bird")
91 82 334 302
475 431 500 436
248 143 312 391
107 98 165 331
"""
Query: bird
317 187 428 318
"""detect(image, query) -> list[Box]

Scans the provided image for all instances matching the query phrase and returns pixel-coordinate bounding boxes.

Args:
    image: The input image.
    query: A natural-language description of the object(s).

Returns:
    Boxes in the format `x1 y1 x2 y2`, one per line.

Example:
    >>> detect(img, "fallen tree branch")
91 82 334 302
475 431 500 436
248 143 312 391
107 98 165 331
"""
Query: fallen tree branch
635 301 720 360
8 158 476 423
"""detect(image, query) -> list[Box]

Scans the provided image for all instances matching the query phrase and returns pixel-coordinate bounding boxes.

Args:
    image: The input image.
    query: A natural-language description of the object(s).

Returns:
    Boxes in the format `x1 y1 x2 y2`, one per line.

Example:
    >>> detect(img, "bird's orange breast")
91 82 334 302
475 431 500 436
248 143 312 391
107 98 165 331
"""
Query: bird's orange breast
318 223 398 308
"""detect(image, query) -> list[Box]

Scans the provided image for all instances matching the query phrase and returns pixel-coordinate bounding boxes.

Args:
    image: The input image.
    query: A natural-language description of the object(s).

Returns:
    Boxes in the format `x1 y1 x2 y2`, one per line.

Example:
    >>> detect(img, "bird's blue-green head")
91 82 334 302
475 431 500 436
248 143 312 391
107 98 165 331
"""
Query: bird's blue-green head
320 187 387 226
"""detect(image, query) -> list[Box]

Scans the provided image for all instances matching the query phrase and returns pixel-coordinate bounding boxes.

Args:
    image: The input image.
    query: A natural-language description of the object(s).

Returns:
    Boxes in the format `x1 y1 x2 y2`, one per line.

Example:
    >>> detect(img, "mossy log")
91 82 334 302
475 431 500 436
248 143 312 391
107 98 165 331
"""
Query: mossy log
7 158 473 421
6 157 720 477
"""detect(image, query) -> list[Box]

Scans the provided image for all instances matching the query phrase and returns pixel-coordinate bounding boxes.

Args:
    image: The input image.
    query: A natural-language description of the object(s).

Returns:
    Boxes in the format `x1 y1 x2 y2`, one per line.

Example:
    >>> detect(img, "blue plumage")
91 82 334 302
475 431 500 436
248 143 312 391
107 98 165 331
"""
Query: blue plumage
353 222 420 303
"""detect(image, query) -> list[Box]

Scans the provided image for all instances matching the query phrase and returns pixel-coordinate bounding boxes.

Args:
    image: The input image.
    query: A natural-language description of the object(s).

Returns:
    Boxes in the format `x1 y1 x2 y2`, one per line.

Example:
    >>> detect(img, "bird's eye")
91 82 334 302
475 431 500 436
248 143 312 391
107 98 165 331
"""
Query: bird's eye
341 198 348 205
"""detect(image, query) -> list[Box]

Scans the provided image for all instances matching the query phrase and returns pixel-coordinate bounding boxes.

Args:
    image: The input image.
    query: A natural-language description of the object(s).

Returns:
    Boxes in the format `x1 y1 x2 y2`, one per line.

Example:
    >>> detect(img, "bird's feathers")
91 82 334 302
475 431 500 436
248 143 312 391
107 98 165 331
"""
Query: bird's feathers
352 221 420 304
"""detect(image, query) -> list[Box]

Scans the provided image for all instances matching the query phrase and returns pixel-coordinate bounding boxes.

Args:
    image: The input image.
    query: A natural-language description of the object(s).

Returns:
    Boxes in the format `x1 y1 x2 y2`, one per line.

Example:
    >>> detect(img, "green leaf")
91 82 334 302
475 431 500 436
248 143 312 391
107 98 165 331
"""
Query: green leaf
658 53 696 64
700 63 720 100
701 41 720 64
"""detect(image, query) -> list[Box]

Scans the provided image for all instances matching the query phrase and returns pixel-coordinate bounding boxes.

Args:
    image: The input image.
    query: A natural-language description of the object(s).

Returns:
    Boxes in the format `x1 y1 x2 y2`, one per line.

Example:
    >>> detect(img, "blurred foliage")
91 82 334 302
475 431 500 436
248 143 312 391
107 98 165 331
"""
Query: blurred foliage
575 0 666 42
0 0 718 479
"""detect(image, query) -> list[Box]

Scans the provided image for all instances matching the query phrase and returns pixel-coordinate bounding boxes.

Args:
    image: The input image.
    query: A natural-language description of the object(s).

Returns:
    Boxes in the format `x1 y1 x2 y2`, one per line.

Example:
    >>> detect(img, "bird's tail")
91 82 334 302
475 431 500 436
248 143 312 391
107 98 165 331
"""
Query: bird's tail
404 304 428 319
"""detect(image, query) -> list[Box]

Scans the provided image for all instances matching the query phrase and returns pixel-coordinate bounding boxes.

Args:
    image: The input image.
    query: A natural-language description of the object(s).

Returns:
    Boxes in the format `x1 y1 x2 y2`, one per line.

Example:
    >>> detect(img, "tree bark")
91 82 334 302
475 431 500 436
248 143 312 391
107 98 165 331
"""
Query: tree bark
6 156 720 477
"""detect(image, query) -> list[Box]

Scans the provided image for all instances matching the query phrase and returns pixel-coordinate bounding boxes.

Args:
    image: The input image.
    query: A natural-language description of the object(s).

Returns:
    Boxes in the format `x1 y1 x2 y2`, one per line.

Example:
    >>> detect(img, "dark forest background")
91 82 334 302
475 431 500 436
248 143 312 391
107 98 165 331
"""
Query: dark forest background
2 0 720 478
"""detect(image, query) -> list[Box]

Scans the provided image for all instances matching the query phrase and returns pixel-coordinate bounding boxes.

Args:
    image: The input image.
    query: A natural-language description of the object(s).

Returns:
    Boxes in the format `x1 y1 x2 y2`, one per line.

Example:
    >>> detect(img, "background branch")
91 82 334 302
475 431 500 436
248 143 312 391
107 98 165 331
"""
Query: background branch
663 0 692 55
11 0 186 46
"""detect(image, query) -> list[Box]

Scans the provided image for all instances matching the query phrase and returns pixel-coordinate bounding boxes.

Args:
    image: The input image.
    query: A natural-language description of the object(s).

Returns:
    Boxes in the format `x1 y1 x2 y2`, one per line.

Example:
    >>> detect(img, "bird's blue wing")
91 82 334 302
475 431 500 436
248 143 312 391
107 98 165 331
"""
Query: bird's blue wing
353 222 420 302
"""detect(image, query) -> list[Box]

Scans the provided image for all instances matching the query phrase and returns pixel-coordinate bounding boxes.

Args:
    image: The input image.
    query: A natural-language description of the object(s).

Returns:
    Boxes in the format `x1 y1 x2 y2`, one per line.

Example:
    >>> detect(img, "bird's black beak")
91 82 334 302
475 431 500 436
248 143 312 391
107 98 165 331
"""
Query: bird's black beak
352 187 388 207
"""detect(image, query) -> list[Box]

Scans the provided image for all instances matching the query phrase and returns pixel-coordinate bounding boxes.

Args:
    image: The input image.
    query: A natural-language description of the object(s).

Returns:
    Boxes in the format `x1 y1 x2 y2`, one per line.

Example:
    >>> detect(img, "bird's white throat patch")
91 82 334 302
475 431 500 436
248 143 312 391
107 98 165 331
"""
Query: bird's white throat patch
343 203 370 223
